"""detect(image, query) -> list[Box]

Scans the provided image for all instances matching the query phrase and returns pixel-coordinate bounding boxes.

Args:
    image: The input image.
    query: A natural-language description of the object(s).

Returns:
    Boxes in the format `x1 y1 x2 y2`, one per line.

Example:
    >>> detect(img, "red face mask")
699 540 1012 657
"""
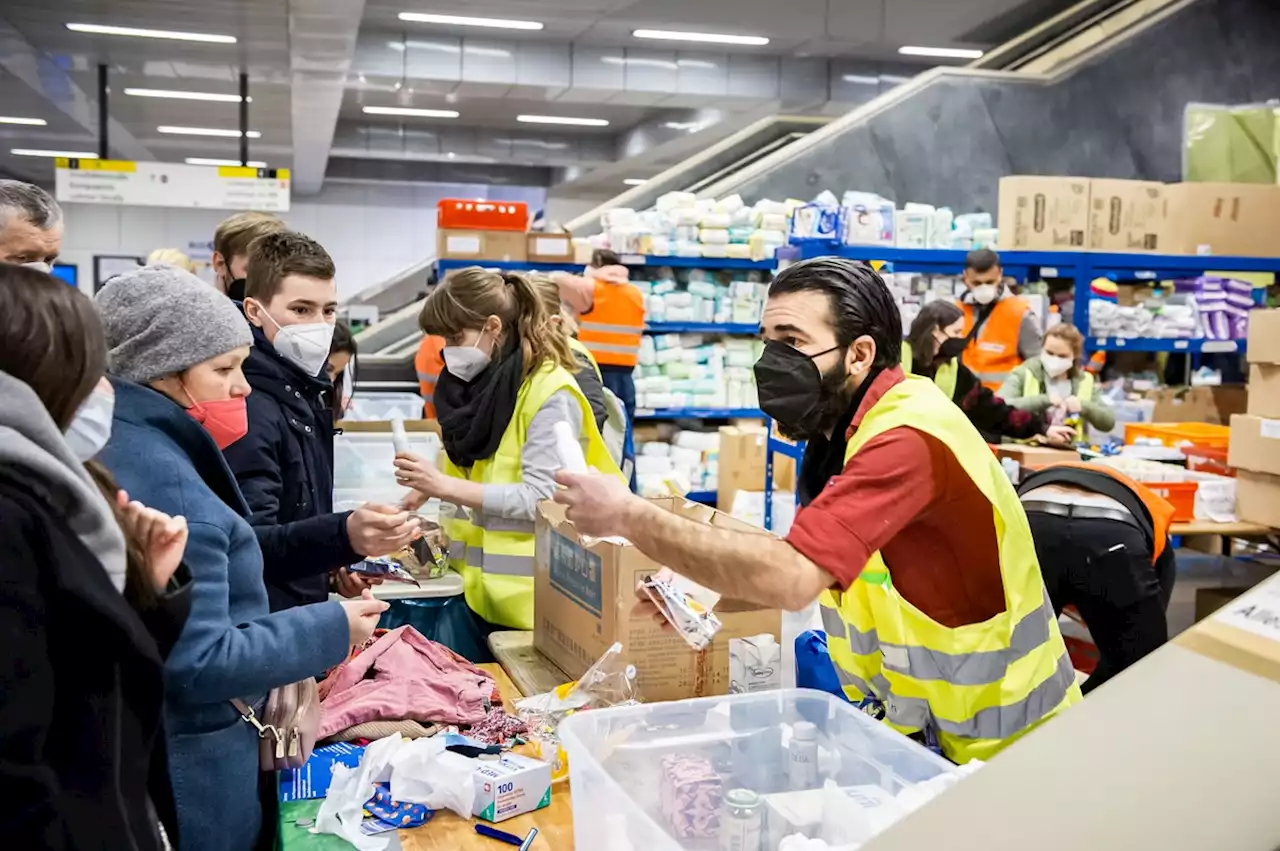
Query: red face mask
182 383 249 450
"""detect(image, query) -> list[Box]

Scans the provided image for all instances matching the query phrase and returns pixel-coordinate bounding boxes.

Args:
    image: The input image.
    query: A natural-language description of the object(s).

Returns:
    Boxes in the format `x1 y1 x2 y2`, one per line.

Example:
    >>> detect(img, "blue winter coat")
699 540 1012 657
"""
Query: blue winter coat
222 325 358 611
99 378 350 851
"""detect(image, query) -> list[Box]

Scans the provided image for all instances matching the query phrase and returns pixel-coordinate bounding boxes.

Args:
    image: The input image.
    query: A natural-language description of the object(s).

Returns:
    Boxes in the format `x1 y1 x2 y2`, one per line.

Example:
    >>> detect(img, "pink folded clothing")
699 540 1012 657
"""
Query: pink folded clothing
318 626 497 738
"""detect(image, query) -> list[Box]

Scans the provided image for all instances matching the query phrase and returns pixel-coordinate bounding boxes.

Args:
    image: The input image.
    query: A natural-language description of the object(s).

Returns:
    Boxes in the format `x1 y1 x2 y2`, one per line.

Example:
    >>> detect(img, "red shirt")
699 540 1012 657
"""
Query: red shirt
786 367 1007 628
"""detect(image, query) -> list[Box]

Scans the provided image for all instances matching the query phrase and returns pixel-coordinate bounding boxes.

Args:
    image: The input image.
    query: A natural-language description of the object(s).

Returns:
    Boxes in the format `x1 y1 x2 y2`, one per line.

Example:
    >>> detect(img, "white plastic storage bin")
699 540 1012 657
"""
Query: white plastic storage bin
343 392 426 422
559 689 956 851
332 431 441 494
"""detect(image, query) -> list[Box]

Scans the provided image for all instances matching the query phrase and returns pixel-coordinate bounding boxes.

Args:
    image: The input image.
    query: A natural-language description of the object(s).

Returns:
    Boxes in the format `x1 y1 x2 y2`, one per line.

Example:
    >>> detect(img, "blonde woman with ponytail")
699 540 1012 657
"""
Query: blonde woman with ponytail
395 267 624 636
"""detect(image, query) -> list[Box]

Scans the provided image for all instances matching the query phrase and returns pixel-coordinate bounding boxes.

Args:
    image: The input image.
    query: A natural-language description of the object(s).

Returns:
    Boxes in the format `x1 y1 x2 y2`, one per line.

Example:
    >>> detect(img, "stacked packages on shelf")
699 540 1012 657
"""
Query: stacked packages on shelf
588 192 794 260
790 190 999 250
634 428 720 498
1088 275 1257 340
635 334 761 411
634 267 768 326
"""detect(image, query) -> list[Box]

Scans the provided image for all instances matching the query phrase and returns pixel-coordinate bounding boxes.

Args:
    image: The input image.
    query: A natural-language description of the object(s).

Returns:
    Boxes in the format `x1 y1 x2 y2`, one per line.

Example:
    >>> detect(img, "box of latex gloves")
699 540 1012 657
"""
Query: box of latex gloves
473 753 552 823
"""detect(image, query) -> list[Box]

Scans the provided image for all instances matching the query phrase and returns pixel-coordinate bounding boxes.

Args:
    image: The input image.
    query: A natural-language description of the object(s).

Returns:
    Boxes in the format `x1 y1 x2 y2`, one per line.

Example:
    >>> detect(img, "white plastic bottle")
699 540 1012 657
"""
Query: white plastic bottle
789 721 819 790
390 417 411 455
553 420 588 474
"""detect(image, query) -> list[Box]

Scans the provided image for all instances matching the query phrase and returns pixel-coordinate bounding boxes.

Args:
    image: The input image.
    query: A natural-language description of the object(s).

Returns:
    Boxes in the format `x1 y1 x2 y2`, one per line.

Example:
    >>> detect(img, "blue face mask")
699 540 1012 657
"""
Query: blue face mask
65 386 115 461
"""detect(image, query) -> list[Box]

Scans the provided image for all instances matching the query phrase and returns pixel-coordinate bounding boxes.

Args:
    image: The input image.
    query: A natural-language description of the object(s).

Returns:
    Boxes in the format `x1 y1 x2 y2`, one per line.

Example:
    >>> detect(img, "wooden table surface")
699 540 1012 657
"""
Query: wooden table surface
397 662 574 851
1170 519 1274 537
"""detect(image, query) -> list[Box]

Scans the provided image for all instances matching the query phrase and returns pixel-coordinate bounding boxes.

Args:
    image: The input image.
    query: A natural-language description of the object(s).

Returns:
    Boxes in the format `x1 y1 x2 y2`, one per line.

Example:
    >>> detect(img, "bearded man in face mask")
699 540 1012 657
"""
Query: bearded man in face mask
0 180 63 271
958 248 1043 391
553 257 1080 764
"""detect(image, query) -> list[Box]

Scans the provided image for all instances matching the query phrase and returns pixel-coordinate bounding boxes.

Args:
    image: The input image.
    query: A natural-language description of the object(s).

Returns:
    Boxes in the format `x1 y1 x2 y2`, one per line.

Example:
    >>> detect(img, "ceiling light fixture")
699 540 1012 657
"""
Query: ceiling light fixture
898 45 984 59
517 114 609 126
362 106 459 118
185 157 268 167
623 178 648 186
0 116 48 125
66 23 236 43
841 74 880 85
157 125 261 138
11 148 99 158
125 88 249 103
633 29 769 46
398 12 543 30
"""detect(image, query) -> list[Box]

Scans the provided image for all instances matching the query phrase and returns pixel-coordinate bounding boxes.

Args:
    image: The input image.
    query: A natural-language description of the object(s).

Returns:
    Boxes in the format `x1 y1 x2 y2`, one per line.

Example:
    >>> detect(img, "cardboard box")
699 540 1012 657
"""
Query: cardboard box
1249 365 1280 418
1247 309 1280 365
717 426 796 511
471 753 552 822
1143 385 1246 426
526 233 574 263
996 176 1089 250
533 498 781 703
437 228 527 262
1088 179 1167 252
1235 470 1280 527
1162 182 1280 257
1227 414 1280 476
1195 586 1254 623
994 444 1080 470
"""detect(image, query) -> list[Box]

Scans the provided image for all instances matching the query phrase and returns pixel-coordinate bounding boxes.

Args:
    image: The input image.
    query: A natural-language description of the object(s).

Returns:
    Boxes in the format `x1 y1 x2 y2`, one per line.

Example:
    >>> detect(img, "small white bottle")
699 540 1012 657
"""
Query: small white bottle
789 721 819 790
553 420 588 474
390 417 411 456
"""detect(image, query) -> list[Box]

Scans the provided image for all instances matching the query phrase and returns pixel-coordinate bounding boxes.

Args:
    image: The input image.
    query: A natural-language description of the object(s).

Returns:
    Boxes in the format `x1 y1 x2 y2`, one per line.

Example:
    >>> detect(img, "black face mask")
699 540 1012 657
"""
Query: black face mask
226 278 247 302
936 336 968 362
754 341 855 442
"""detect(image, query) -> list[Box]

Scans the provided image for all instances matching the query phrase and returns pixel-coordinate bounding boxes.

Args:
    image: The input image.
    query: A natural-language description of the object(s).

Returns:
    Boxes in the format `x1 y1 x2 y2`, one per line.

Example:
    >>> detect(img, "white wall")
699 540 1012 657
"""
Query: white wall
59 181 547 300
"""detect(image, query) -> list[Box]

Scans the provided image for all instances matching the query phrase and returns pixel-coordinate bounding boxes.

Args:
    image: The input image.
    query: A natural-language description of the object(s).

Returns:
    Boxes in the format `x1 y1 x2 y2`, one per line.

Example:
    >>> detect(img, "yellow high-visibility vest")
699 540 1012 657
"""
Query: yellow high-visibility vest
1023 366 1095 442
441 360 623 629
899 340 958 401
568 337 603 380
819 375 1080 763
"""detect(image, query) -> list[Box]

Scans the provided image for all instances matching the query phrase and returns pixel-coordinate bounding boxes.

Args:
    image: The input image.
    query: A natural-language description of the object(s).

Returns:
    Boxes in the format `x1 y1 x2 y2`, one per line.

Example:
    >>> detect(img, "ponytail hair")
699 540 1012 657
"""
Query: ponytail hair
419 266 577 380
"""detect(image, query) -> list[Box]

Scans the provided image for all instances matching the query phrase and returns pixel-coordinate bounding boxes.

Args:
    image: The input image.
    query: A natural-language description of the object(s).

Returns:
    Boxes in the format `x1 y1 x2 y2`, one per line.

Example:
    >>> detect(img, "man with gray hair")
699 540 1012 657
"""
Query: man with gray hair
0 179 63 270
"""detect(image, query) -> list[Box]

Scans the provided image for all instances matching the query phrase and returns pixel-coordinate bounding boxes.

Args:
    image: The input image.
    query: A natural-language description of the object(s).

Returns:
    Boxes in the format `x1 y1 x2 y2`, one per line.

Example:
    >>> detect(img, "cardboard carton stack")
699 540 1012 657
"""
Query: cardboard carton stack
717 425 796 511
1228 309 1280 526
436 199 529 263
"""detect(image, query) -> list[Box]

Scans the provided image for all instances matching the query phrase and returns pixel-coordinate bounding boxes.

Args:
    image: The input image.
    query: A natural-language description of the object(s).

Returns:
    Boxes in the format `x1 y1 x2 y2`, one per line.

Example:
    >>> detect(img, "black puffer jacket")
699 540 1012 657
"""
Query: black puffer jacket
222 325 360 611
0 478 190 851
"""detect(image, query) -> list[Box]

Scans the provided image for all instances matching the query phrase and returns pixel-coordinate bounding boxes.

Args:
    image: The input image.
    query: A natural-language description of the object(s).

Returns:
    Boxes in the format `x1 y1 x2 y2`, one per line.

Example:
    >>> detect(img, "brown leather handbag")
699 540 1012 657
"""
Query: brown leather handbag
231 678 320 771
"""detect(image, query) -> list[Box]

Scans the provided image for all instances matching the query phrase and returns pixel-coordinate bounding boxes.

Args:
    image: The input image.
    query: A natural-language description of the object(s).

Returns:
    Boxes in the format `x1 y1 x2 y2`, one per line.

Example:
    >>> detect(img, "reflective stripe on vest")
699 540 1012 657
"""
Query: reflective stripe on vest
961 298 1030 391
1023 367 1094 441
440 362 624 629
579 280 644 368
820 375 1080 763
901 340 958 401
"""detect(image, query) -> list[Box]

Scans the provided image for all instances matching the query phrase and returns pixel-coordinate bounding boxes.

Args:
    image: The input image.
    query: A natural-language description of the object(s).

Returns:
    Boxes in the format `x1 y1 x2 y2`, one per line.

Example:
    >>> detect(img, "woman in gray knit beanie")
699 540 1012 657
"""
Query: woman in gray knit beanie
93 264 388 851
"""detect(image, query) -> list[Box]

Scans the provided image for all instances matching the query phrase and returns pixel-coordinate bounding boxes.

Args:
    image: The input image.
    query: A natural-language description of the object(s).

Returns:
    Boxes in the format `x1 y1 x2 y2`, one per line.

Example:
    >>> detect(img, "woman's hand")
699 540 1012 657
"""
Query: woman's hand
340 589 390 646
116 490 188 591
394 452 448 498
1048 393 1064 408
1043 424 1076 446
1064 395 1082 413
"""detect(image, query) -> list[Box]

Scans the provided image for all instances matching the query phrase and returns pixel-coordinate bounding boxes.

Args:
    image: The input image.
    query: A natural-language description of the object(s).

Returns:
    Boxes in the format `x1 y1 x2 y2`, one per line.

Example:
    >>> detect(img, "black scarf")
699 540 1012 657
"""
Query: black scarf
434 344 525 468
796 366 882 507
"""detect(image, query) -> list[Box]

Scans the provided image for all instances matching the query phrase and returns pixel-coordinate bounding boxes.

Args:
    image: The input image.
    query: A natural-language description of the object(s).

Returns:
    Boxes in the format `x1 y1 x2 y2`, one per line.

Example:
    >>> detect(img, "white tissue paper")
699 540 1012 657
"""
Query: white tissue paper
312 733 405 851
389 736 477 819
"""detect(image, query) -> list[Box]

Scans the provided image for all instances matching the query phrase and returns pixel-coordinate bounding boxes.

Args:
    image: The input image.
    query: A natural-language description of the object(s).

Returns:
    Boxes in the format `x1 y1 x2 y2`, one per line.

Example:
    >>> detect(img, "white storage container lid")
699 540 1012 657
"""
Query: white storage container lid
344 392 427 422
559 688 955 851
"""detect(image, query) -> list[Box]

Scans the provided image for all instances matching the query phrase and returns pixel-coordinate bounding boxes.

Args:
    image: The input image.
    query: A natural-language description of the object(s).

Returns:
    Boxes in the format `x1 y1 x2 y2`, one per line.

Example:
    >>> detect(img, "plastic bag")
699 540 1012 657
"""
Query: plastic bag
516 642 641 782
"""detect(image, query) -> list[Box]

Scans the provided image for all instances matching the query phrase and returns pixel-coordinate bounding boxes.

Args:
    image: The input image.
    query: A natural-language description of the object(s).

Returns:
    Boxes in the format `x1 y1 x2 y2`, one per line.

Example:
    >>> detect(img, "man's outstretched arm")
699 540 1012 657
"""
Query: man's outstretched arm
553 471 833 611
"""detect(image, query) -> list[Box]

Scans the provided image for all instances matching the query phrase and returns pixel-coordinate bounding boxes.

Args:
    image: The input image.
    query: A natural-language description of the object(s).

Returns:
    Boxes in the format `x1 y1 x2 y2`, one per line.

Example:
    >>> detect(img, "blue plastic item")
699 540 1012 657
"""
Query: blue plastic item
794 629 848 703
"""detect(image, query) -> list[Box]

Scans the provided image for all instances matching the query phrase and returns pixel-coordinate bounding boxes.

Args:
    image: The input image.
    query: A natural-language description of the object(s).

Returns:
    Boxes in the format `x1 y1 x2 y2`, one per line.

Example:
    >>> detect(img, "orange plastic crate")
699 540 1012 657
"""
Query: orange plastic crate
1124 422 1230 449
1183 444 1235 477
1136 480 1199 522
437 199 528 231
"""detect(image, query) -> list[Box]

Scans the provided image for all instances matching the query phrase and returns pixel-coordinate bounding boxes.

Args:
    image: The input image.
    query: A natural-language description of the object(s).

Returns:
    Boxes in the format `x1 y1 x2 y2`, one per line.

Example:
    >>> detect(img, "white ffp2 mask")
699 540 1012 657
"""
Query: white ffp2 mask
1041 354 1074 378
442 343 492 382
971 284 999 305
251 301 336 377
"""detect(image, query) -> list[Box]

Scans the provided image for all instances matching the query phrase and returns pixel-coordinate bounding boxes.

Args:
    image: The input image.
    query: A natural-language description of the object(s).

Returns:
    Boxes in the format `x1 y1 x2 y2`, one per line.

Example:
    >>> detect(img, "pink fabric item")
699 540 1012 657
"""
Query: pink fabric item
554 264 631 315
318 626 496 738
584 264 630 284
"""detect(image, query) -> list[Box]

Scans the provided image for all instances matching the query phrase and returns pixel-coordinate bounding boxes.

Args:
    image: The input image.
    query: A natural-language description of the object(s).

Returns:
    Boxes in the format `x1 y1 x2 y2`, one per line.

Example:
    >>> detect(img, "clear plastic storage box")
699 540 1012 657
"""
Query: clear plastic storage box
343 392 427 422
559 689 957 851
332 432 441 505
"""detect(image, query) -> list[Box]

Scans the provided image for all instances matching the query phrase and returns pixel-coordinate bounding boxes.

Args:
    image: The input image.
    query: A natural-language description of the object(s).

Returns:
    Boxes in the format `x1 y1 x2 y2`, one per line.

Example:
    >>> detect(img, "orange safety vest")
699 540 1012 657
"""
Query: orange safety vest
577 281 645 368
414 335 445 419
1037 461 1176 562
961 297 1032 391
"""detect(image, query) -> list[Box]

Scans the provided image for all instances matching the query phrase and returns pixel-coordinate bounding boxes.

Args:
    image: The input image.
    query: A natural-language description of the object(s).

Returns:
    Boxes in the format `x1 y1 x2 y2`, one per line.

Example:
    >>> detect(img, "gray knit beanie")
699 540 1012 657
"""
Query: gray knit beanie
96 264 254 383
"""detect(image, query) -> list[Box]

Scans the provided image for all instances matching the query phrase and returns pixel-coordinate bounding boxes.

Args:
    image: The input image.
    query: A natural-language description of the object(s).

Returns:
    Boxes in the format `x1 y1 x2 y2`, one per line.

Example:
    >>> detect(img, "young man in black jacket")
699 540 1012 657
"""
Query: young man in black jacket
223 231 419 611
